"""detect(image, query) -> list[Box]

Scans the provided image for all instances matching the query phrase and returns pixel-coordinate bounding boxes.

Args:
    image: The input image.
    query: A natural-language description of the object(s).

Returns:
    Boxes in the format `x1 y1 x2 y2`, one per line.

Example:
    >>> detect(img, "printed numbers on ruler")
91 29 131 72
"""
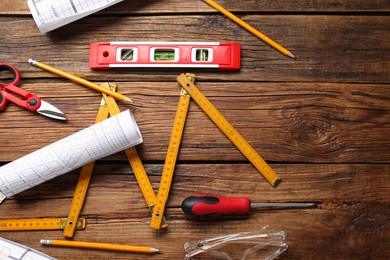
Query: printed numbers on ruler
1 218 85 231
102 89 156 208
150 74 195 229
176 74 281 187
63 84 114 238
124 148 158 209
102 88 168 228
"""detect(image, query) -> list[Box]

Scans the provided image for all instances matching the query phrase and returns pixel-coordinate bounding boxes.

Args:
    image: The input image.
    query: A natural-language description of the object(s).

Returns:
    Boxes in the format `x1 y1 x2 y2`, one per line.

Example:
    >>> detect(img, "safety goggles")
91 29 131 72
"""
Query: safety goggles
184 226 288 260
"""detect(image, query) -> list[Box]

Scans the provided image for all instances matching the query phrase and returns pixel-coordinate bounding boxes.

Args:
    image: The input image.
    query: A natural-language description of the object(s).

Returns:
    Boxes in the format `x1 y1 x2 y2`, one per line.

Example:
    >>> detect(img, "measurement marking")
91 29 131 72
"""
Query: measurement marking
177 74 281 187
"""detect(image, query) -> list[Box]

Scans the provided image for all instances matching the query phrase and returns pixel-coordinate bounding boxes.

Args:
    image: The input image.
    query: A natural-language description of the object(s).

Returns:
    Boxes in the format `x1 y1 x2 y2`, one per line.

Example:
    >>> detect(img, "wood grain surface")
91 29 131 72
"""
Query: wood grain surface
0 0 389 259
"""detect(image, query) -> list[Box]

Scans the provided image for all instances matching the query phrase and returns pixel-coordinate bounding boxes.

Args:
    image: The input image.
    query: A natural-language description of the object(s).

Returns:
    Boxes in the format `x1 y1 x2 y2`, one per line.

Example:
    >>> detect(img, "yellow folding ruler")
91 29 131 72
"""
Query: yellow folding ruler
150 73 195 229
64 83 166 237
63 83 115 238
101 86 167 229
0 218 85 231
176 73 281 187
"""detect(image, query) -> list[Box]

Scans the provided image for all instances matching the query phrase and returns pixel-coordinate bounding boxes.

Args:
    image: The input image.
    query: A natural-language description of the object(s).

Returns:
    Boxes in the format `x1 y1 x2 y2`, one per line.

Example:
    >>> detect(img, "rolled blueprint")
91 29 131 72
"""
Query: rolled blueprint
0 110 142 203
0 237 55 260
27 0 124 33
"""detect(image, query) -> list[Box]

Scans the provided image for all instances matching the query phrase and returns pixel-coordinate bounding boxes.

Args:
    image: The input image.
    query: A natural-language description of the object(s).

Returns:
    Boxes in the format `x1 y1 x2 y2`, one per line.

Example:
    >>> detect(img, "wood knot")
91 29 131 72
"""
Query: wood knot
279 105 344 159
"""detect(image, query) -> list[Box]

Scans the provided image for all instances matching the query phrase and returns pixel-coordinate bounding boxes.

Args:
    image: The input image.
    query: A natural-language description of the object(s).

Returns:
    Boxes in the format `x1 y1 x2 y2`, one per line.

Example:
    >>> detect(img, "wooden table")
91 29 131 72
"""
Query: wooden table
1 0 389 259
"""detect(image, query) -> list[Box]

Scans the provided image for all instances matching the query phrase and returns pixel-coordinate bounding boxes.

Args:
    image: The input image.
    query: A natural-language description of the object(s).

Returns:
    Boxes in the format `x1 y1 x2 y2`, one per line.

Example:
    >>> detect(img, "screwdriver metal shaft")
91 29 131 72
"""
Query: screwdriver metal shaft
251 202 316 208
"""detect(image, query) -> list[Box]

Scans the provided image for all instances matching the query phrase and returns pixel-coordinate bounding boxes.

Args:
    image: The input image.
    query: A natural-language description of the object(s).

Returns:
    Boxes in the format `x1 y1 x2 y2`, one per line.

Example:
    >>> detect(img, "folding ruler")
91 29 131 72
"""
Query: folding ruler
64 83 166 238
150 74 281 229
0 218 85 231
102 86 167 229
150 73 195 229
177 74 281 186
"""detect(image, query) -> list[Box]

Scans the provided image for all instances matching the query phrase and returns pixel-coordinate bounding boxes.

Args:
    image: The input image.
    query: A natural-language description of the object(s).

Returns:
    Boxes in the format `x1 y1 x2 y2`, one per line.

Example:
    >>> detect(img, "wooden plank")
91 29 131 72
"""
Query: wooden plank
2 163 388 207
0 163 388 258
2 0 390 15
0 82 388 163
1 209 389 259
0 15 389 83
0 1 388 259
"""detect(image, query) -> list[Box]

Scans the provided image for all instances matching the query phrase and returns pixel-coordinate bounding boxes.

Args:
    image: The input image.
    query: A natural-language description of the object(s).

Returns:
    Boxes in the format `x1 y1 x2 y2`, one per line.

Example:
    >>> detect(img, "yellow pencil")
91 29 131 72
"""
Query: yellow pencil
40 239 160 254
28 59 133 104
202 0 295 58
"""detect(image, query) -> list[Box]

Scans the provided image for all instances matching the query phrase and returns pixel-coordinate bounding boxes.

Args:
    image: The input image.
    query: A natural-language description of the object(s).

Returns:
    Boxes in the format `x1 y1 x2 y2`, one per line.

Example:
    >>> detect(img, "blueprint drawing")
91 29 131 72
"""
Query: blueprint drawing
0 237 55 260
0 110 142 203
27 0 124 33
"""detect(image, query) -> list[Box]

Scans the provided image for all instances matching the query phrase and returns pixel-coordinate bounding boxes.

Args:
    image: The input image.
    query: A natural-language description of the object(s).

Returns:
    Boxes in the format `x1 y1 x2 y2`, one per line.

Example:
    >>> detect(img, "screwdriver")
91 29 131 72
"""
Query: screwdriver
181 194 317 216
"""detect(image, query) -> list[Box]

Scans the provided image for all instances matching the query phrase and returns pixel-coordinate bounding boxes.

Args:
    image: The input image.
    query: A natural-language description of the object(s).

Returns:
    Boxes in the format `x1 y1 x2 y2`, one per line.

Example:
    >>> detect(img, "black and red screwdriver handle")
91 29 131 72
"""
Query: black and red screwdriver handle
181 194 251 215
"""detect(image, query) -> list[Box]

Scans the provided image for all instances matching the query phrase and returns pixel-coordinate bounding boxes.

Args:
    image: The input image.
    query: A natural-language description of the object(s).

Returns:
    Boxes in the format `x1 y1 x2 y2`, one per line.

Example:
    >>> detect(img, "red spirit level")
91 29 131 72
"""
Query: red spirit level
89 42 240 70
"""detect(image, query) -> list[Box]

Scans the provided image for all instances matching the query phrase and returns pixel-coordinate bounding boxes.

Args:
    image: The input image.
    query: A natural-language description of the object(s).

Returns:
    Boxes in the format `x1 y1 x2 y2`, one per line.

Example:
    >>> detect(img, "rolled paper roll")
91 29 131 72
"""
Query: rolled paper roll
27 0 124 33
0 237 55 260
0 110 142 203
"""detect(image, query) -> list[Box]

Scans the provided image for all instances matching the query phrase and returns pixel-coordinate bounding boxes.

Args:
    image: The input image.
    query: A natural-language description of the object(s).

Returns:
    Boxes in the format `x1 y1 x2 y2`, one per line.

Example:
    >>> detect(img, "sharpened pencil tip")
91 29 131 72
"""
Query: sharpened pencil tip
150 248 161 253
123 96 133 104
287 51 295 59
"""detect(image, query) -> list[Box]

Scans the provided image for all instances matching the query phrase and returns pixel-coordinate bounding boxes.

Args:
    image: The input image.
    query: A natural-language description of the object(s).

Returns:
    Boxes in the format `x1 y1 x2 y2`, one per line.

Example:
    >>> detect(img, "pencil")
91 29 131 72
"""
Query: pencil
202 0 295 58
40 239 160 254
28 59 133 104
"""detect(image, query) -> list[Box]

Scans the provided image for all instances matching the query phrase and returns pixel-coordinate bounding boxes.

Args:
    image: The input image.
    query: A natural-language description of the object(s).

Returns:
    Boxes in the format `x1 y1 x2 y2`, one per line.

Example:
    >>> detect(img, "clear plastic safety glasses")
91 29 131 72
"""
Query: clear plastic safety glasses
184 226 287 260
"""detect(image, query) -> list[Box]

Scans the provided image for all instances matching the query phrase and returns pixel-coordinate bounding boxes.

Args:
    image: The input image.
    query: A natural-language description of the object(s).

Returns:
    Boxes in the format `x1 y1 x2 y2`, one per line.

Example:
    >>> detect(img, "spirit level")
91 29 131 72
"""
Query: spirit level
90 42 240 70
